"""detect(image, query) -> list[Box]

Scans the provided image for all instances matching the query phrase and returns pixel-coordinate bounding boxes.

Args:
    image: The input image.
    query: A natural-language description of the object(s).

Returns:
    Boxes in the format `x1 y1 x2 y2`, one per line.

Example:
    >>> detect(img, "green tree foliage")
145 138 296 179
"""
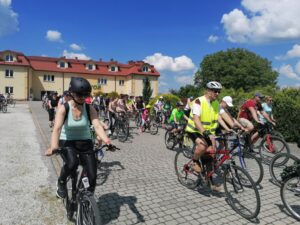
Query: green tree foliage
149 94 180 109
194 48 278 91
107 91 119 99
170 85 202 98
143 77 153 104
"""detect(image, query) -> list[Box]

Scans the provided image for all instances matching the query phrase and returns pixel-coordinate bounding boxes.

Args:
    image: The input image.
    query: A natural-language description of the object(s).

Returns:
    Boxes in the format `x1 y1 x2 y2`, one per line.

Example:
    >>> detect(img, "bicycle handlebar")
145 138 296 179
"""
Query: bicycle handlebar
53 144 120 155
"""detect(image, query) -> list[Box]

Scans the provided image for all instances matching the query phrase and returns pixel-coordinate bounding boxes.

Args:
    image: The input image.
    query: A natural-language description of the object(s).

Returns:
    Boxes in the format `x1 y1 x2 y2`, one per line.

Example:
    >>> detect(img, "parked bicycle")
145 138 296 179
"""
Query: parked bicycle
53 145 118 225
0 101 8 113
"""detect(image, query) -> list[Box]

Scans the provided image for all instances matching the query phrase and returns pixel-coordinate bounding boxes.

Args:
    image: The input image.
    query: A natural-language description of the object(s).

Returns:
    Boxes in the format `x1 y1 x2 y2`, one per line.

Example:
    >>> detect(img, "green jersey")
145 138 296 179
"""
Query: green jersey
168 108 184 123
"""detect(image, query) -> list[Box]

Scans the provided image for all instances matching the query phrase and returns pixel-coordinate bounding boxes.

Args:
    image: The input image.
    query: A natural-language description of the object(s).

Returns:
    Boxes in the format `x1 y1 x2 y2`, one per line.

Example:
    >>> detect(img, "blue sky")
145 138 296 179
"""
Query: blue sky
1 0 300 93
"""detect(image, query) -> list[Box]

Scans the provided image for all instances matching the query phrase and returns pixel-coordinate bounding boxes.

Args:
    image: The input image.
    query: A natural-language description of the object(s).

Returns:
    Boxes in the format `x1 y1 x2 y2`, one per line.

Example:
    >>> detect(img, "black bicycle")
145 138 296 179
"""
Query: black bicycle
54 144 118 225
0 101 7 113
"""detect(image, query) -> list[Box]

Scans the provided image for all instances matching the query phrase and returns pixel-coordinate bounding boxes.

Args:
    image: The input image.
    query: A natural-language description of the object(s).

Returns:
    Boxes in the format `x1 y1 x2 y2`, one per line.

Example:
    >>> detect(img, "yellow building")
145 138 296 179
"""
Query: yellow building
0 50 160 100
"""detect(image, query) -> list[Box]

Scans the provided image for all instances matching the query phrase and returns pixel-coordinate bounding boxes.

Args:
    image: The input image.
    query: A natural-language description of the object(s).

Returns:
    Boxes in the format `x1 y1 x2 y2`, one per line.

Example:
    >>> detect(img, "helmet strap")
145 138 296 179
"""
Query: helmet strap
70 94 84 106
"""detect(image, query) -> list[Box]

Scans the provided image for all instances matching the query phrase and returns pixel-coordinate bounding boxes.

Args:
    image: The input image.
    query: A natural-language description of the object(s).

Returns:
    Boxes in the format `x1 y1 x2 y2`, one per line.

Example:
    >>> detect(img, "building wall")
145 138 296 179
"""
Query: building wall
0 65 29 99
132 75 158 97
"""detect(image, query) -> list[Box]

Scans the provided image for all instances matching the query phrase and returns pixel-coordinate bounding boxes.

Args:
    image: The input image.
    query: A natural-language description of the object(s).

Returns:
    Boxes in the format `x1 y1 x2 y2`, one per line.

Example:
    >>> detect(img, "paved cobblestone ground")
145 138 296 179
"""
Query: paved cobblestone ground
29 101 300 225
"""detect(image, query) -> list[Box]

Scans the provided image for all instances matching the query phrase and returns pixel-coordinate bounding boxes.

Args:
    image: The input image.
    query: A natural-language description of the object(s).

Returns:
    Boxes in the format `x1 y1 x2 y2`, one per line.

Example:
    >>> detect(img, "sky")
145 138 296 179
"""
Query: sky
1 0 300 93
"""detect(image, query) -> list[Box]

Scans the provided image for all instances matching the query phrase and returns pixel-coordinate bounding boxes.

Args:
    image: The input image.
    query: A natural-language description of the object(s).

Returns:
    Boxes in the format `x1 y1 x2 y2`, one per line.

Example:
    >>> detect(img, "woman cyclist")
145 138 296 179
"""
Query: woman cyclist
45 77 110 198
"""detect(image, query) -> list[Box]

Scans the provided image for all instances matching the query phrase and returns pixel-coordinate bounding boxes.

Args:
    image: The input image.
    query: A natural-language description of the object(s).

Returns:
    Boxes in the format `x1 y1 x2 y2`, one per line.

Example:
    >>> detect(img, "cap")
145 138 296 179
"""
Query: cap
222 96 233 107
254 92 264 99
159 96 163 99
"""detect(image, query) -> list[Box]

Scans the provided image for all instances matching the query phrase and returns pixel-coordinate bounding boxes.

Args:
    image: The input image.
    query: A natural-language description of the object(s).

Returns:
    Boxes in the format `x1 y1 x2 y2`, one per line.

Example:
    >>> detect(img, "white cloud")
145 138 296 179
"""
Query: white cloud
70 43 82 51
276 44 300 60
158 81 168 87
144 53 196 72
279 64 300 81
175 75 194 85
295 61 300 74
221 0 300 43
207 35 219 43
46 30 62 42
62 50 90 60
0 0 19 37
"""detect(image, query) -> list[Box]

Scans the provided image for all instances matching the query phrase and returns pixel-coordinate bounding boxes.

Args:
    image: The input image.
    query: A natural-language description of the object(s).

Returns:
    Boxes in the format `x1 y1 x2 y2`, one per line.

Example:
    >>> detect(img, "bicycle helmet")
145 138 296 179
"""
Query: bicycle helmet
206 81 222 90
146 104 151 109
176 101 184 107
69 77 91 96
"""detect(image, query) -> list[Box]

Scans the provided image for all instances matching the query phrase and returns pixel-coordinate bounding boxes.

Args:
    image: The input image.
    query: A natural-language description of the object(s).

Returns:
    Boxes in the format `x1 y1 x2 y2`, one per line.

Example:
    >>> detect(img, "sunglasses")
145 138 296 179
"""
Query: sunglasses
211 89 221 94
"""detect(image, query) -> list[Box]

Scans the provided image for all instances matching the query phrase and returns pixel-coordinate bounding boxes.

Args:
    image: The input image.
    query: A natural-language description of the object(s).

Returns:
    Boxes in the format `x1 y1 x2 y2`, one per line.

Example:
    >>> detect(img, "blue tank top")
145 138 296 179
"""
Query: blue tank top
60 102 92 140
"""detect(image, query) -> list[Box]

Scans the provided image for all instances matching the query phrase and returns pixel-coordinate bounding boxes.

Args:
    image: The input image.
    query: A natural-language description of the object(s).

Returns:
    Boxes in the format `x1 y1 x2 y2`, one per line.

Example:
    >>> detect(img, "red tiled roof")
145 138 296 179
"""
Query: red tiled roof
0 50 30 66
27 55 160 77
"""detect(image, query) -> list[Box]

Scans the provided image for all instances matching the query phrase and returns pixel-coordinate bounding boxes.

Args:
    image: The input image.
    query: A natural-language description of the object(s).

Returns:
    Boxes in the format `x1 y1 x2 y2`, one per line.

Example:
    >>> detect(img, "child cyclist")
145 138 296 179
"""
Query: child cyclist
140 104 151 132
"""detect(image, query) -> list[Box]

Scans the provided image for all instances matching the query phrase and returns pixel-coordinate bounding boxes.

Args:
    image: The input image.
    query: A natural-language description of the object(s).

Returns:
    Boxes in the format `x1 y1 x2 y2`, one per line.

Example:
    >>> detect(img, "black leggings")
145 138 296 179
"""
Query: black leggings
48 108 55 121
58 140 97 192
108 111 116 132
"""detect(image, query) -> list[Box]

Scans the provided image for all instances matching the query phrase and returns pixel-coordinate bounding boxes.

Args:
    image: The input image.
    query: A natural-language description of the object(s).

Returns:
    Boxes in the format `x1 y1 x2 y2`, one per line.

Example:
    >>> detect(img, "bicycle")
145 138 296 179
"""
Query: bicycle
164 124 191 150
7 97 16 107
269 152 300 186
0 101 8 113
216 130 264 186
280 162 300 220
53 145 119 225
140 118 159 135
112 112 129 142
174 139 261 219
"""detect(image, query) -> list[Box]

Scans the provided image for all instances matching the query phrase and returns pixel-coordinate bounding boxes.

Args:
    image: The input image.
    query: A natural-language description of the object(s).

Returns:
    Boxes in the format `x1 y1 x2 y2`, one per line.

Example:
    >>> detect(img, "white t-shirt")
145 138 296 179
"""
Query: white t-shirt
192 102 201 116
219 106 225 115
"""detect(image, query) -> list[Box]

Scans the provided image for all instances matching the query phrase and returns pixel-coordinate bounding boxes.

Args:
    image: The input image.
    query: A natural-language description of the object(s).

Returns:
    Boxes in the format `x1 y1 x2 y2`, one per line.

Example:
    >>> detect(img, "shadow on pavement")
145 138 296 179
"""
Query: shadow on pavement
96 161 125 186
97 192 145 224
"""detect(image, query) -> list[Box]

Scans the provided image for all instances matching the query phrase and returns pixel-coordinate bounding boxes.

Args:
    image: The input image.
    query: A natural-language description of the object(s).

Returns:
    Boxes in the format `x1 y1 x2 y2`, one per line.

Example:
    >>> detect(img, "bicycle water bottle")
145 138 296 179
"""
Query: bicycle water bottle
97 149 104 161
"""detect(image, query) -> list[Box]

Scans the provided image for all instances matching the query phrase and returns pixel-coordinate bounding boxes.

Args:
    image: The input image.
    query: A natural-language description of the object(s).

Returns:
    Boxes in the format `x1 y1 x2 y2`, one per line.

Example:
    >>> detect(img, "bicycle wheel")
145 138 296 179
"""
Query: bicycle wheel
259 135 290 165
76 191 102 225
117 122 128 142
12 100 16 107
165 131 175 150
232 151 264 186
181 134 194 159
149 122 158 135
271 130 284 139
2 104 7 113
223 164 261 219
269 153 300 186
281 175 300 221
174 150 200 190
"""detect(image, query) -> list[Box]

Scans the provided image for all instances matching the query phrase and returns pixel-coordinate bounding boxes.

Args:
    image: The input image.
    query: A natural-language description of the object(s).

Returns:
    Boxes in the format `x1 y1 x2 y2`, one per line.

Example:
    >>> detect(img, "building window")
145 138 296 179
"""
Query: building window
119 80 125 86
98 78 107 85
43 74 55 82
5 54 13 62
5 86 13 94
88 64 93 70
5 69 13 78
111 66 116 72
142 66 149 72
59 62 65 68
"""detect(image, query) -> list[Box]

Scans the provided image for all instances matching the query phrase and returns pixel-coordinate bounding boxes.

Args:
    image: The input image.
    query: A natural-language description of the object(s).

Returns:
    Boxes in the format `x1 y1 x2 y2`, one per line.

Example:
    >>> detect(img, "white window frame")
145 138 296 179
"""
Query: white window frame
119 80 125 86
59 61 66 68
87 64 94 70
109 65 118 72
5 54 13 62
98 78 107 85
5 86 13 94
5 69 14 78
142 66 149 72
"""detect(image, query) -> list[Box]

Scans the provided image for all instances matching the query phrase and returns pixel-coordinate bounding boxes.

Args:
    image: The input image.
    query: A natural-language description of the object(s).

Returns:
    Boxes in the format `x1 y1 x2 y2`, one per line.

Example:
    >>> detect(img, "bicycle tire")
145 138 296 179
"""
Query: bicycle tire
259 135 290 165
76 191 102 225
165 131 175 150
149 122 158 135
117 122 128 142
2 104 7 113
232 151 264 186
174 150 200 190
271 130 284 139
269 153 300 186
223 164 261 219
280 175 300 221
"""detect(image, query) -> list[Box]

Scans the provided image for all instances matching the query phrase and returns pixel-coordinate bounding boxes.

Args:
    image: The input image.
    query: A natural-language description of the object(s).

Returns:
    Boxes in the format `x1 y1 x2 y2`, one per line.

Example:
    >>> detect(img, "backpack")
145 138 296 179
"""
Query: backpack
63 102 92 125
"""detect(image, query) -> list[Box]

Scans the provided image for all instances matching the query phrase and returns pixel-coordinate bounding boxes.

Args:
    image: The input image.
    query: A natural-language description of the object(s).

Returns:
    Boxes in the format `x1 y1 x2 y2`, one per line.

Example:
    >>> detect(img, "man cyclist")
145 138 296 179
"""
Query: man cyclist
45 77 110 198
185 81 222 191
154 96 164 117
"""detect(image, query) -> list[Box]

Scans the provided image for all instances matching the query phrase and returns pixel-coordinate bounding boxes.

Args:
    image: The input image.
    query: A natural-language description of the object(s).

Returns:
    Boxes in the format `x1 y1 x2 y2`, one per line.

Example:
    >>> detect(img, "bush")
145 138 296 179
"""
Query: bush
93 90 104 97
149 94 181 109
107 91 119 99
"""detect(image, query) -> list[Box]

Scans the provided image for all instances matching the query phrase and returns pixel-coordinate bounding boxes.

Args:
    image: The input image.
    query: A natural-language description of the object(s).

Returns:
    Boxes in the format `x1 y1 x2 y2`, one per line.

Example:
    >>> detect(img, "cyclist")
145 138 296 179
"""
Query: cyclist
258 95 276 125
184 96 194 117
163 100 172 124
154 96 164 117
168 101 188 134
218 96 246 133
116 94 127 113
127 96 135 112
45 77 110 198
57 91 71 108
47 92 59 128
185 81 222 190
140 104 151 132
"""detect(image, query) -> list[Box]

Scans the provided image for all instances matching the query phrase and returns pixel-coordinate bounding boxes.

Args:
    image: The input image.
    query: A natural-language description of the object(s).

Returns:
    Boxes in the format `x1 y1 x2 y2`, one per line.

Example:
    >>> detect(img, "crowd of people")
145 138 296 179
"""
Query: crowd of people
43 77 277 197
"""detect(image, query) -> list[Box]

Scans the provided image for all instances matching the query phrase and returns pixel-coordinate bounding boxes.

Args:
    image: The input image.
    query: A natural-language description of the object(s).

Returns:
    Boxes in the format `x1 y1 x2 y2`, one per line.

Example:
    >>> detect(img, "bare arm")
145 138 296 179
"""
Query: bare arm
221 111 235 128
90 105 110 144
249 107 262 124
218 116 231 132
193 114 205 134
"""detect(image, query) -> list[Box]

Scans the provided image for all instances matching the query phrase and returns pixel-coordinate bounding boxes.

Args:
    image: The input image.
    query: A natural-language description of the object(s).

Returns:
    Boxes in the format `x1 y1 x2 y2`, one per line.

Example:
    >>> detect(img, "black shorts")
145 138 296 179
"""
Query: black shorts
187 132 212 147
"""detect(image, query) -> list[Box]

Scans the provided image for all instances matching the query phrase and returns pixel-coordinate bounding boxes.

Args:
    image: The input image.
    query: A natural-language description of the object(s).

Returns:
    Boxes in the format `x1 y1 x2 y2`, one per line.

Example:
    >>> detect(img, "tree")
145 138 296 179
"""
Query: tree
143 77 153 104
194 48 278 91
170 85 201 98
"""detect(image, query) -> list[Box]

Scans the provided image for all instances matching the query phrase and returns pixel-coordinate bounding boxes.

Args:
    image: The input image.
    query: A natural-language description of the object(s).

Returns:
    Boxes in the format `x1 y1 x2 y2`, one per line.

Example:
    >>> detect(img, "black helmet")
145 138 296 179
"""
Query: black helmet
69 77 91 96
176 101 184 107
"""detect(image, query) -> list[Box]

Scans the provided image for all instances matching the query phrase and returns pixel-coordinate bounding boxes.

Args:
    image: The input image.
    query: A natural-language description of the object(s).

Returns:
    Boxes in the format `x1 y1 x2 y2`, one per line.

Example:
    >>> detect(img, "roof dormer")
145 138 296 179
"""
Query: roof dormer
3 52 15 62
108 64 119 72
86 63 96 71
57 60 68 69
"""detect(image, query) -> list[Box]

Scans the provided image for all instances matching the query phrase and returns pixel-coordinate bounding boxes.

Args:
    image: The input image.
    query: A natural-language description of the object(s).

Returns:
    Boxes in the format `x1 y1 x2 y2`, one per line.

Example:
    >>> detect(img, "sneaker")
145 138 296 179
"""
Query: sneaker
56 180 67 199
192 162 202 173
211 184 222 192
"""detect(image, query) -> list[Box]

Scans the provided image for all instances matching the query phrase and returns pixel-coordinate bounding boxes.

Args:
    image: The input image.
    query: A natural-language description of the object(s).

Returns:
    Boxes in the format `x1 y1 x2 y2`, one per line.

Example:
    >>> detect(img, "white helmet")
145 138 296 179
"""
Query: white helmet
206 81 222 90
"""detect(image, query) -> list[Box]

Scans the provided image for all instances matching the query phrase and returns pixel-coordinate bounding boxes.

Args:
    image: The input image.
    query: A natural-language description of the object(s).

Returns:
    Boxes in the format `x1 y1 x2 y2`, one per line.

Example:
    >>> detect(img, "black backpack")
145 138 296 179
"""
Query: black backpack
63 102 92 125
